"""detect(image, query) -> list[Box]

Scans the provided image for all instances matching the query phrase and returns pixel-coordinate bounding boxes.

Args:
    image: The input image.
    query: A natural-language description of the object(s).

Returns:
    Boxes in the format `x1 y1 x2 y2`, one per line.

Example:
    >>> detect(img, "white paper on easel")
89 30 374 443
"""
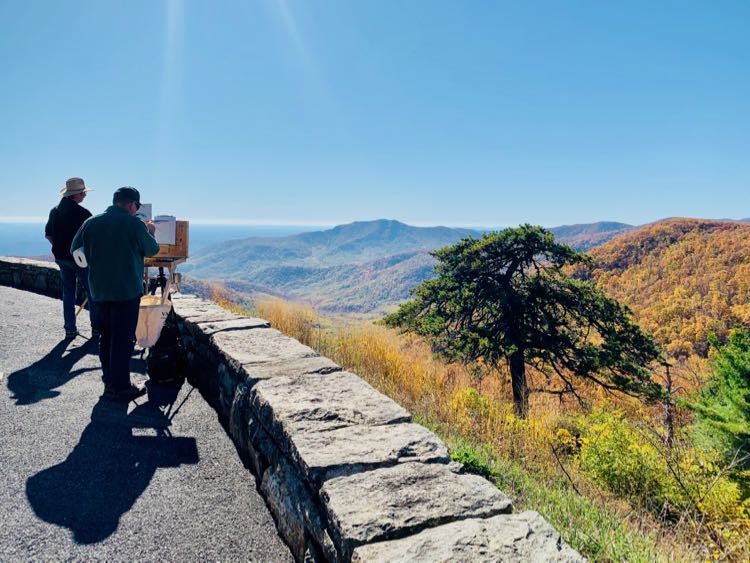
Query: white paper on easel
154 215 176 244
135 203 152 222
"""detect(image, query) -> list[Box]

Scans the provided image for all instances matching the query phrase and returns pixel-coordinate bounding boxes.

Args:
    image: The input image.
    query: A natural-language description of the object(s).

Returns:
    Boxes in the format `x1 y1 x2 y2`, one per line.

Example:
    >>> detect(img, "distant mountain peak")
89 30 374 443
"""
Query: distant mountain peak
549 222 634 251
329 218 410 233
551 221 633 236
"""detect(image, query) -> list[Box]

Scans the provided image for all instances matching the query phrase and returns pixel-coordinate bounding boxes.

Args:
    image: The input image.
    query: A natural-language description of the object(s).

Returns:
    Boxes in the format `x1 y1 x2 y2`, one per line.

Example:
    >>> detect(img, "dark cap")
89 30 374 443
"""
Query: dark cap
113 186 141 205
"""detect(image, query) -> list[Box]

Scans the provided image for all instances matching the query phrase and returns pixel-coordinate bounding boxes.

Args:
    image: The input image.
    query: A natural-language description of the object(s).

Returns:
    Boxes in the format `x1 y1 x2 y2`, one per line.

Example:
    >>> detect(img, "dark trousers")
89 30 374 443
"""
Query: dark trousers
97 298 141 390
57 259 99 334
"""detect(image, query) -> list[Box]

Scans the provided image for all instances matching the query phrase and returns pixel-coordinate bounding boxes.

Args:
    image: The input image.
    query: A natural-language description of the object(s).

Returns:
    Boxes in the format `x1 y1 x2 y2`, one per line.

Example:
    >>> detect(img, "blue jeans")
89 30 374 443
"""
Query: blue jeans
97 298 141 391
57 259 99 334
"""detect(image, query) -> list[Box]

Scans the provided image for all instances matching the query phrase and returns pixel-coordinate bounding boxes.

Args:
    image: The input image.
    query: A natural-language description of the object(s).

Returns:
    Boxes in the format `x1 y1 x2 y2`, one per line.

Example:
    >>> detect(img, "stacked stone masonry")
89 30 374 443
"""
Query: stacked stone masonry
0 257 63 298
0 258 584 562
170 292 583 562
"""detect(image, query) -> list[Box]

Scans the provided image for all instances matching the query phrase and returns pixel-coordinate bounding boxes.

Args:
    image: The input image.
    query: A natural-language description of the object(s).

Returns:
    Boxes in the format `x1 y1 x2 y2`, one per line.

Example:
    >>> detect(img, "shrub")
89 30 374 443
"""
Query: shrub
575 411 748 524
450 444 494 480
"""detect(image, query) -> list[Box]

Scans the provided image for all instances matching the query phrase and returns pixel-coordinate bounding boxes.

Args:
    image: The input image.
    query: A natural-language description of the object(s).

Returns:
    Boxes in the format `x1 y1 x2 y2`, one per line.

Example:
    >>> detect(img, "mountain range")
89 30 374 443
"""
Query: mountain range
181 219 635 315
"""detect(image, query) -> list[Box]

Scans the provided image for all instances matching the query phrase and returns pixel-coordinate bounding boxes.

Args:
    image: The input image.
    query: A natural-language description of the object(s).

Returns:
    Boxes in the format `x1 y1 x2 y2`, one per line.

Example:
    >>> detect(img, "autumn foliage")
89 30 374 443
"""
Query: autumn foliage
578 218 750 358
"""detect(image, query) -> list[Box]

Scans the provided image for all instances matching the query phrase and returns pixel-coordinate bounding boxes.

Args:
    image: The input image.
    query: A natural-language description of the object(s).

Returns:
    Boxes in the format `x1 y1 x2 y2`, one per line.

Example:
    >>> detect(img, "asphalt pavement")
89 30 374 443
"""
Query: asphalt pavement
0 285 292 562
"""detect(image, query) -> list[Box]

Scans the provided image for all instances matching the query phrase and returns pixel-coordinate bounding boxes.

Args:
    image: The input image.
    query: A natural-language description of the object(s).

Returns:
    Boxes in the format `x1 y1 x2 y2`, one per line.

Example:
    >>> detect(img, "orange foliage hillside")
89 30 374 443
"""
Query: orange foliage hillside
579 218 750 357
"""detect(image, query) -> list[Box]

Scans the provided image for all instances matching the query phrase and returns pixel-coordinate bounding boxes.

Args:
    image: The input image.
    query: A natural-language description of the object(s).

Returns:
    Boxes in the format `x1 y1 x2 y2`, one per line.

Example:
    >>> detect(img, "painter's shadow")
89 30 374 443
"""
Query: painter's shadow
26 381 199 544
7 338 99 405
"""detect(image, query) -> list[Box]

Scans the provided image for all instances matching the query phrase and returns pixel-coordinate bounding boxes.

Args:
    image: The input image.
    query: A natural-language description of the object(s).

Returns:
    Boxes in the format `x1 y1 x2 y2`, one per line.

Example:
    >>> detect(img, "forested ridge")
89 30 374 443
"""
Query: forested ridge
580 218 750 357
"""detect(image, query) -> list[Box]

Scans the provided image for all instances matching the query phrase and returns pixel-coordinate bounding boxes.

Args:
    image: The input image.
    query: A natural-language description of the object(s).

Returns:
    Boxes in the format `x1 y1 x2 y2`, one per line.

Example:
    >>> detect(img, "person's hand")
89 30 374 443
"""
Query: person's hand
145 220 156 235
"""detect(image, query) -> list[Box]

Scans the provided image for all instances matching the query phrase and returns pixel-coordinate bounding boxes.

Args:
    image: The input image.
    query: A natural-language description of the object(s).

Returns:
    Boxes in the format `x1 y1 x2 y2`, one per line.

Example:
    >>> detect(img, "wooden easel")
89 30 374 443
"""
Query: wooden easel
144 220 189 303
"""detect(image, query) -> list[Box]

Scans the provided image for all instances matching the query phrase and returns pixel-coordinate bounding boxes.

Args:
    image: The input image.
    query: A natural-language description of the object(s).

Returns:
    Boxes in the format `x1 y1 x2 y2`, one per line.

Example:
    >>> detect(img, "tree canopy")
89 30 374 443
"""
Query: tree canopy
384 225 663 417
689 329 750 470
581 219 750 358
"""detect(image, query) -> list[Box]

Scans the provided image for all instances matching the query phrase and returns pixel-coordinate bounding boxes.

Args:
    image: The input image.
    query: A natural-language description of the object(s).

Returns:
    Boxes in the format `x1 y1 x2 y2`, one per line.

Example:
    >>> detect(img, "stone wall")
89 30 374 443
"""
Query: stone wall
0 257 61 298
171 293 583 562
0 257 583 562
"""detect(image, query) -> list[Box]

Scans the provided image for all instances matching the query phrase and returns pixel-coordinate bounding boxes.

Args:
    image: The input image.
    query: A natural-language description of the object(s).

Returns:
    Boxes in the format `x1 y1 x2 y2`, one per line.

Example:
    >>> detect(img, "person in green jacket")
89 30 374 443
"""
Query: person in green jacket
72 187 160 400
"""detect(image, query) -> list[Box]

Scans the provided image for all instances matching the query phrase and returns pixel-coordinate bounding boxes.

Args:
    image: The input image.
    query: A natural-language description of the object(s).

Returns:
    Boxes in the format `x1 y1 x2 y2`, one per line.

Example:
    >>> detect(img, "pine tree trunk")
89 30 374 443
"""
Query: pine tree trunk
509 350 528 418
663 364 675 448
663 397 675 448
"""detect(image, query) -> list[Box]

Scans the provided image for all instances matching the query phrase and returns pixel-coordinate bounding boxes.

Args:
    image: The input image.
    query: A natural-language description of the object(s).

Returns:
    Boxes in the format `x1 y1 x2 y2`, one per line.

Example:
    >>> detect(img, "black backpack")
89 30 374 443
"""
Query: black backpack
146 308 187 384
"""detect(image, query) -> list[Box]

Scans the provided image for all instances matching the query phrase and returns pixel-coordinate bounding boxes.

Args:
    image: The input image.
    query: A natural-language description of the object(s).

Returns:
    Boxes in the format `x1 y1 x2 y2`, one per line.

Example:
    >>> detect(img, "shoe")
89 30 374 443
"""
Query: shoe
65 330 78 339
103 382 146 400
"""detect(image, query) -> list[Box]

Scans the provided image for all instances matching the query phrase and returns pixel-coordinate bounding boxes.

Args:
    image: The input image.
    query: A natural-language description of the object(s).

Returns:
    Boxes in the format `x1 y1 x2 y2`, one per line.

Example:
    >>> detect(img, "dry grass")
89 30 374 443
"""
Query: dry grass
206 282 251 316
258 298 633 470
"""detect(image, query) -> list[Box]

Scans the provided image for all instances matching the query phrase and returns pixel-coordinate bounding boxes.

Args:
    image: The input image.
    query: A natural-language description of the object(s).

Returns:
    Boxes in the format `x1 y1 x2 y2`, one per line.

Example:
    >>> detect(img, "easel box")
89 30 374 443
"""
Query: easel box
146 220 189 265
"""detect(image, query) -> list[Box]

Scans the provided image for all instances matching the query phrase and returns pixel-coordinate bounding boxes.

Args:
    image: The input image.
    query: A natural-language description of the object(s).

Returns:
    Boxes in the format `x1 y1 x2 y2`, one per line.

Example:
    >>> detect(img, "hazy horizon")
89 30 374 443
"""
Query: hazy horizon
2 214 748 230
0 222 326 258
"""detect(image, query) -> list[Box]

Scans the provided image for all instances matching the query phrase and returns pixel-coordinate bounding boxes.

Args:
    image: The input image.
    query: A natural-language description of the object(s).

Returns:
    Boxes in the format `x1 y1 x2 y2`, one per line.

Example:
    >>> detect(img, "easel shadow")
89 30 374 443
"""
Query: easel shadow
7 338 99 406
25 381 199 544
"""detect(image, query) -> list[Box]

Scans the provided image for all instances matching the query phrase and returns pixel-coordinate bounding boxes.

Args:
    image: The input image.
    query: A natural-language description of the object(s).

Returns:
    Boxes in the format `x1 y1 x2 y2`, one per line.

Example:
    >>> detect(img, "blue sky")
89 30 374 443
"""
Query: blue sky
1 0 748 227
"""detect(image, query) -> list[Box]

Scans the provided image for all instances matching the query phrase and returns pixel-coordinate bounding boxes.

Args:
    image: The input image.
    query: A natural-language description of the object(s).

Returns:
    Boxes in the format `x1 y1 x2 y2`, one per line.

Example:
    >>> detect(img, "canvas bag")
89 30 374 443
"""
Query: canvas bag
136 293 173 348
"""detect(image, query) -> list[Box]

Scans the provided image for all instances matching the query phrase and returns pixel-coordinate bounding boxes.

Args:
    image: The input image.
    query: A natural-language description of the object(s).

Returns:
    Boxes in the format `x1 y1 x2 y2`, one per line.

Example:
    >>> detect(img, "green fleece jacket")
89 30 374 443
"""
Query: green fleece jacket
71 205 160 301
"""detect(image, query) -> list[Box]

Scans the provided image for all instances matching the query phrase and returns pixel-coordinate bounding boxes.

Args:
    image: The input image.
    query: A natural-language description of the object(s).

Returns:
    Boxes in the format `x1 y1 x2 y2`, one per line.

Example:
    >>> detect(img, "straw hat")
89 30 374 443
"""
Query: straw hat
59 177 92 197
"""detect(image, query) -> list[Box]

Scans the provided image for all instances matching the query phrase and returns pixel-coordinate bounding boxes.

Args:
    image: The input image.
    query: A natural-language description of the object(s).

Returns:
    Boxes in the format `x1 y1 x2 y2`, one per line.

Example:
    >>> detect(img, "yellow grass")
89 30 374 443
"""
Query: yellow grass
254 298 664 469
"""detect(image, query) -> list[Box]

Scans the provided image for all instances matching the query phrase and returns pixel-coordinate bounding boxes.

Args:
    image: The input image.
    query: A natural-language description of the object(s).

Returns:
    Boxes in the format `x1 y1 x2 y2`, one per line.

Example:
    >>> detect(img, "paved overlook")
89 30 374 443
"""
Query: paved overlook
0 285 292 561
